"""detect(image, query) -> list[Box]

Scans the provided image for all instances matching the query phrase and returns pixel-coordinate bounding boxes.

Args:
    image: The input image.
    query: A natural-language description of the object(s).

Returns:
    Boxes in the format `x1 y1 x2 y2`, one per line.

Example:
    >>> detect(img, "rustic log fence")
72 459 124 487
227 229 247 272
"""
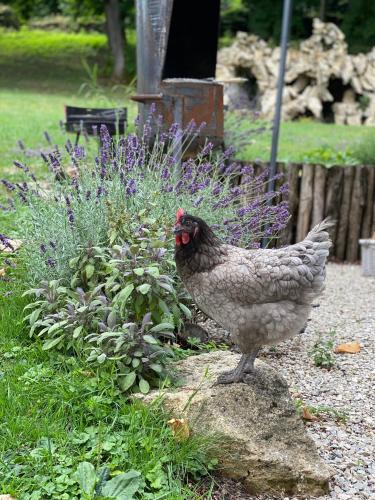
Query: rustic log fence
243 162 375 262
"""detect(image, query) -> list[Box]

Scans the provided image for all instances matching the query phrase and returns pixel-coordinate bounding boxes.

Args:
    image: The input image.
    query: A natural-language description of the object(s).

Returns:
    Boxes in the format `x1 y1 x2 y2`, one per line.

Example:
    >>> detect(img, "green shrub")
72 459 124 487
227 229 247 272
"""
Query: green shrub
23 212 192 393
302 145 357 167
309 331 336 369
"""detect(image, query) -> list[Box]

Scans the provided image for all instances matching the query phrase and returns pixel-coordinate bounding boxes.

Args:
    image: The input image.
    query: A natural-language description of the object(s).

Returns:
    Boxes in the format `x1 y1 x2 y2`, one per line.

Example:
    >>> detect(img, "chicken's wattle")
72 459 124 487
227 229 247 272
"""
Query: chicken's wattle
176 232 190 246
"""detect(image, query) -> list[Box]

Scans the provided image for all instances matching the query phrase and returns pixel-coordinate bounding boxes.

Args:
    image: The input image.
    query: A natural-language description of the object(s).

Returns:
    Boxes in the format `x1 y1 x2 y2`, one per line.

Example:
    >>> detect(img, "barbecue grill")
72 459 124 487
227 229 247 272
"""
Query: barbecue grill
132 0 223 153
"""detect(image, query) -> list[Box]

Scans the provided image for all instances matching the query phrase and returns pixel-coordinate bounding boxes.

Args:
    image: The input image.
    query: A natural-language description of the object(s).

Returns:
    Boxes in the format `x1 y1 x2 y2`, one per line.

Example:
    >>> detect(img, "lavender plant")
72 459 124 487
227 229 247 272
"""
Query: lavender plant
3 109 289 285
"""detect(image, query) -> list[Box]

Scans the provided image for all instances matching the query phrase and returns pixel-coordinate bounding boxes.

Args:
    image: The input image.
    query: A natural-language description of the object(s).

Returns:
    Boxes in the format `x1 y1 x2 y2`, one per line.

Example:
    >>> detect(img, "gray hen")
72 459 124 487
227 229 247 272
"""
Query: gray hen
174 208 334 384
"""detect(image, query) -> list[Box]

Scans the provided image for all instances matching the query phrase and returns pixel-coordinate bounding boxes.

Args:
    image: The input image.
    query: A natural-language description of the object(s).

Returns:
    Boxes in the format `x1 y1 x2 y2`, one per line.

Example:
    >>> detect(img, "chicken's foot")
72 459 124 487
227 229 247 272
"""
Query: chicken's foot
216 350 259 385
243 348 259 373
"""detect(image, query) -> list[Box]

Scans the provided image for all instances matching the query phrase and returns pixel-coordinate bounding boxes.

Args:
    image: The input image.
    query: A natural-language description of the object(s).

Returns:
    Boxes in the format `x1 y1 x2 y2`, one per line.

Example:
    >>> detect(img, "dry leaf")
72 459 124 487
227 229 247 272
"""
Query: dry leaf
0 495 16 500
0 268 6 276
335 342 361 354
0 239 22 253
302 407 319 422
167 418 190 441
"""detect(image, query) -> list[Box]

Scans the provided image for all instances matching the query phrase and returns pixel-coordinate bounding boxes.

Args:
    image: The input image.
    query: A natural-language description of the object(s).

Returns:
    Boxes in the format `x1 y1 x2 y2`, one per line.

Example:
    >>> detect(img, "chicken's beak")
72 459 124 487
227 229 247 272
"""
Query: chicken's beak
173 224 183 235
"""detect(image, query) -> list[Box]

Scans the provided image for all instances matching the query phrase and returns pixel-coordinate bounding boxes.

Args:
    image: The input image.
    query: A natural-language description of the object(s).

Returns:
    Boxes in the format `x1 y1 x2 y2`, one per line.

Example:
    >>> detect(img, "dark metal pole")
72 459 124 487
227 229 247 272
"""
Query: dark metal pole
262 0 293 248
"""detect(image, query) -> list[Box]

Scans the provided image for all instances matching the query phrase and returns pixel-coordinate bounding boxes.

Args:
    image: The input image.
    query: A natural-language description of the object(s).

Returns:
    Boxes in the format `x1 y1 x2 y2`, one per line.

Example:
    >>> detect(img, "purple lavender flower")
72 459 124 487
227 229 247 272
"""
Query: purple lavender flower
18 192 27 204
49 241 56 249
47 258 56 268
193 196 204 207
97 186 105 198
156 114 163 127
67 209 74 224
41 152 49 164
212 183 222 196
223 146 235 159
241 165 254 176
13 160 29 173
92 125 98 136
74 145 85 160
168 123 179 137
125 179 136 196
197 121 207 134
100 166 107 180
100 125 111 148
0 234 14 251
4 258 16 268
1 180 16 191
129 134 138 150
201 142 213 156
161 168 170 180
40 244 47 254
142 120 152 140
197 162 212 175
185 119 196 134
280 182 289 194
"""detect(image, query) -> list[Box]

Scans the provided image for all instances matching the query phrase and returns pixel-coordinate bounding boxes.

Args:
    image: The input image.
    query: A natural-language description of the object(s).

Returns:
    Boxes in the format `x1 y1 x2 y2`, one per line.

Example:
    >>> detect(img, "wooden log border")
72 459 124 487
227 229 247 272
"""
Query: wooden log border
238 162 375 262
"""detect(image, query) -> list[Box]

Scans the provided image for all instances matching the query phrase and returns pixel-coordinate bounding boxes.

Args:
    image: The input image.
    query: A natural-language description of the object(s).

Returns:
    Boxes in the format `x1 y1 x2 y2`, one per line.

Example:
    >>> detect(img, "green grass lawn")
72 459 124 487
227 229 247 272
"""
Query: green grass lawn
0 29 137 174
234 117 375 164
0 260 217 498
0 88 137 173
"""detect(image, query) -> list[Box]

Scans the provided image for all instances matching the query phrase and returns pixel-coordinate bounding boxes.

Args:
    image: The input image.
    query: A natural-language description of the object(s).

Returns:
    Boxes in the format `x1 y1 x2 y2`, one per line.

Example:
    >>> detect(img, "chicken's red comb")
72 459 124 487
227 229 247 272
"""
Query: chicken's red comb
176 208 184 223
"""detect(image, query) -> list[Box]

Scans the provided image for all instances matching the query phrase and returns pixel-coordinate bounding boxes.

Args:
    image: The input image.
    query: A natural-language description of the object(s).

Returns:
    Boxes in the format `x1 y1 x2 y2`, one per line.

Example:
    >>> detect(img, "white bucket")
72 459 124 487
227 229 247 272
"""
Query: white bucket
359 239 375 277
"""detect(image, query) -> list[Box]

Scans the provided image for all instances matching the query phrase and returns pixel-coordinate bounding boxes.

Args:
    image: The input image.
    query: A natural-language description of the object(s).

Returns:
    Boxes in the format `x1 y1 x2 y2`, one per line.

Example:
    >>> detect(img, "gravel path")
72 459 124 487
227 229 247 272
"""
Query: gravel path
202 263 375 499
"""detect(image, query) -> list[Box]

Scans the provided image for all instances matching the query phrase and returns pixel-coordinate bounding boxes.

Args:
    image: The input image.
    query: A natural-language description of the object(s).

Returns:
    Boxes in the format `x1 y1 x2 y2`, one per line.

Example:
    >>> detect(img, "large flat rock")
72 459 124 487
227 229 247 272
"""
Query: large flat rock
145 351 333 496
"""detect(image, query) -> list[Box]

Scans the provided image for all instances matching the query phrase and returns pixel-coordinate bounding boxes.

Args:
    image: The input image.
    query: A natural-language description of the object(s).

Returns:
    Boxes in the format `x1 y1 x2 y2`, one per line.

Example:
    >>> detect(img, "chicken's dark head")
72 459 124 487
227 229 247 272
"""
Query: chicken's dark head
173 208 219 249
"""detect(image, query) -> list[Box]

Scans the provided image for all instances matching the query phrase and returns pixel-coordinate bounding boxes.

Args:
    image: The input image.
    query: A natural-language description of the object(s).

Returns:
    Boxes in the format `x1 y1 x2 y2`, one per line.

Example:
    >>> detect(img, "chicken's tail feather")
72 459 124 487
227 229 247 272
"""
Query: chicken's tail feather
305 218 335 247
301 218 335 294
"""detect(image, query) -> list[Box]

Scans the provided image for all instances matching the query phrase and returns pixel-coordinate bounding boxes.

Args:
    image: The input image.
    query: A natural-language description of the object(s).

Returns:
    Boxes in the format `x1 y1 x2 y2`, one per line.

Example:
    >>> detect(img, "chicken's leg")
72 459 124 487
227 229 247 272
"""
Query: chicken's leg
243 348 260 373
216 349 259 385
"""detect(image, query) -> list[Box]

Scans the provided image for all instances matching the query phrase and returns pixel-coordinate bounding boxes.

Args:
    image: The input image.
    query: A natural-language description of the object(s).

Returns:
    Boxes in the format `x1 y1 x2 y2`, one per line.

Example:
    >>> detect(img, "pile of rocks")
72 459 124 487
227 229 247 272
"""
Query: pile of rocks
217 18 375 125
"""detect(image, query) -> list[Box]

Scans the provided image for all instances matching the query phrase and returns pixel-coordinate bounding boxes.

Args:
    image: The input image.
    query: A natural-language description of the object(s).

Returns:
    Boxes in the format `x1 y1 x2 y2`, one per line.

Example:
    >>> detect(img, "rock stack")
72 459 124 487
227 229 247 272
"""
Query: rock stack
217 18 375 125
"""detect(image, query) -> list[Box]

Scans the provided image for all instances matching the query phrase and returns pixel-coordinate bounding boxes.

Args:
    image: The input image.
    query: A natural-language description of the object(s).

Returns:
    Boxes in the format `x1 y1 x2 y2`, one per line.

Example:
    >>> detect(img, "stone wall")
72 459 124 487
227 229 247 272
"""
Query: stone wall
217 19 375 125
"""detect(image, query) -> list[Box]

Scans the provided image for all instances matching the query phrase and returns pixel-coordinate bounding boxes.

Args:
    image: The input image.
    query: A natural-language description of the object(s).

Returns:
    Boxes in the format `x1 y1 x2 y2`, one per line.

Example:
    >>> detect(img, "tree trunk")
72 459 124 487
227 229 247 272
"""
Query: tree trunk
105 0 125 81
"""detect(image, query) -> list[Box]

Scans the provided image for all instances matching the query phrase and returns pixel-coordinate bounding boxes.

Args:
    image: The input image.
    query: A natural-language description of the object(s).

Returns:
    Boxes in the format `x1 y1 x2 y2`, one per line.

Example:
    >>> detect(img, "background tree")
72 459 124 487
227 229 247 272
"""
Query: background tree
221 0 375 54
2 0 134 81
